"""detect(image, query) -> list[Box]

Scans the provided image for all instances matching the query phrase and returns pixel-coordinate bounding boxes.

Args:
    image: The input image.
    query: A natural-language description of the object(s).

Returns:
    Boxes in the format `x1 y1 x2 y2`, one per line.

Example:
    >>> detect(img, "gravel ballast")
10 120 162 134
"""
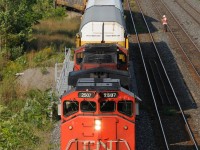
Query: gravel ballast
138 0 200 147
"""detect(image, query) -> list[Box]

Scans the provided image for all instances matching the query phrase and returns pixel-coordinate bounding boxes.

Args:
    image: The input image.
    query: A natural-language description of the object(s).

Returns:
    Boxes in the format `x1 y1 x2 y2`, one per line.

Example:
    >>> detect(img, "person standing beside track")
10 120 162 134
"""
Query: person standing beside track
161 15 168 32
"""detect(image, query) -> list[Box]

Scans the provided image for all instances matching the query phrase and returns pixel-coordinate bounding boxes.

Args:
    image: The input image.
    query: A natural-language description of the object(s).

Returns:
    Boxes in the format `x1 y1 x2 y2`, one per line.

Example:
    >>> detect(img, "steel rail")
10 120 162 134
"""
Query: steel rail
175 0 200 25
149 61 166 105
149 60 172 105
137 0 199 149
184 0 200 16
152 0 200 79
153 61 172 105
126 0 170 149
161 0 200 53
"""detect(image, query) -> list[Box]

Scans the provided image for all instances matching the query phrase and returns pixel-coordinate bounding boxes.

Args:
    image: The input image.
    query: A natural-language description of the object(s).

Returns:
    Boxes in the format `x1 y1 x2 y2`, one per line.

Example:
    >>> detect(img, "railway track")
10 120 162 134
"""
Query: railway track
126 0 199 149
151 0 200 80
175 0 200 25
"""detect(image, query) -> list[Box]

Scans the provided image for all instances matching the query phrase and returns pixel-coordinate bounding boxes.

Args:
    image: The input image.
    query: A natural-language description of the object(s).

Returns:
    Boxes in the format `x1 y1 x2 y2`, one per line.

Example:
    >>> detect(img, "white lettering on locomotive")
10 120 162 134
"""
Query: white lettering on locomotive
82 140 112 150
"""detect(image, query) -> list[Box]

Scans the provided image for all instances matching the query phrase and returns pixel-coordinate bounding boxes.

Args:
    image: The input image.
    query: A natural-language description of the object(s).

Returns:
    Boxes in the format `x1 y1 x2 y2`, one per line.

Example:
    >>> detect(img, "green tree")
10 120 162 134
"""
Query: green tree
0 0 41 59
0 0 66 59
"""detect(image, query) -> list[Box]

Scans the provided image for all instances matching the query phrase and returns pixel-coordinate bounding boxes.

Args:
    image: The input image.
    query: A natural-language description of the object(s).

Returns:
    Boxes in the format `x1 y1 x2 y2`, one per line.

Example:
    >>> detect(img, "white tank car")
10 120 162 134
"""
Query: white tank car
76 0 129 49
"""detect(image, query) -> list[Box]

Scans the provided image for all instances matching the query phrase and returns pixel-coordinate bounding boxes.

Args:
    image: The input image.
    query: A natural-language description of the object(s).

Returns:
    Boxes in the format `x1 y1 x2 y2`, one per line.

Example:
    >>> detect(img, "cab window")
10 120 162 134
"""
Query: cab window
118 53 126 64
83 54 114 63
76 52 84 64
100 101 115 112
81 101 96 112
63 101 79 116
118 101 133 116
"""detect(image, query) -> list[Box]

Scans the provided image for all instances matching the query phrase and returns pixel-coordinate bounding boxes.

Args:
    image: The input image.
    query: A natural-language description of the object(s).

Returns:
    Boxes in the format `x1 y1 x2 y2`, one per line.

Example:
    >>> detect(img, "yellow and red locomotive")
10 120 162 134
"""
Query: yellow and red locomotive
61 78 139 150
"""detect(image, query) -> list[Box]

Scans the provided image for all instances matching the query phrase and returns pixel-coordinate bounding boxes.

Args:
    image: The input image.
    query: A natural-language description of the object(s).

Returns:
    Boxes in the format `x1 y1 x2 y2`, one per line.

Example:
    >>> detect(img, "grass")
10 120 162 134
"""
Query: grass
0 13 80 101
0 11 81 149
29 16 81 51
0 89 55 150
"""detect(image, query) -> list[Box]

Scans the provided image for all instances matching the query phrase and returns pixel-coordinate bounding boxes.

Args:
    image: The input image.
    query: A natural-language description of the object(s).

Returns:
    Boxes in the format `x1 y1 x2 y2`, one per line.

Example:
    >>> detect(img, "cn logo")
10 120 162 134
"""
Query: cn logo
82 140 112 150
66 139 131 150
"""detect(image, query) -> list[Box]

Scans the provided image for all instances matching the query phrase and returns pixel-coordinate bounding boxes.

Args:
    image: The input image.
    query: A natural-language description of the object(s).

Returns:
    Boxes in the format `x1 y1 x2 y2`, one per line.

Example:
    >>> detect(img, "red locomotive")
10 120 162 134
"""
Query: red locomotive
68 44 130 88
61 78 139 150
73 44 128 71
59 0 140 149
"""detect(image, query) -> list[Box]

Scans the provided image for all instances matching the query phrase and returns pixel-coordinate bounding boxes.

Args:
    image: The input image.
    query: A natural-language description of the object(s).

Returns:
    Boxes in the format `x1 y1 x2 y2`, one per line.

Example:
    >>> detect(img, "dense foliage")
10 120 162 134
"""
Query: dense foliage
0 0 66 60
0 1 69 149
0 89 55 149
0 47 64 149
0 0 79 149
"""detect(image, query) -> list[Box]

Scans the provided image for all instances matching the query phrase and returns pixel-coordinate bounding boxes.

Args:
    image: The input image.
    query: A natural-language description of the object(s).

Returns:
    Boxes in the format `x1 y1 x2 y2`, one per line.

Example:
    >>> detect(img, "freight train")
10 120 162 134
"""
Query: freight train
59 0 140 149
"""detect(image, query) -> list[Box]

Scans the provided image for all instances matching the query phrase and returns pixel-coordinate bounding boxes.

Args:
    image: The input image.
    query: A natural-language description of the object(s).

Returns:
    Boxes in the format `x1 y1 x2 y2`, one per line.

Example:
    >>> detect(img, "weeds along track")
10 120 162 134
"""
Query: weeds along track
175 0 200 25
126 0 199 149
151 0 200 81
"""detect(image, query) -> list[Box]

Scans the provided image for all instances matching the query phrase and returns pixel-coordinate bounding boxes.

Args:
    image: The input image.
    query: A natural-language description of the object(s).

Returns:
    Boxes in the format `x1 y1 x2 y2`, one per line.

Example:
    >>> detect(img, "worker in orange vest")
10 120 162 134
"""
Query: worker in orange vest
161 15 168 32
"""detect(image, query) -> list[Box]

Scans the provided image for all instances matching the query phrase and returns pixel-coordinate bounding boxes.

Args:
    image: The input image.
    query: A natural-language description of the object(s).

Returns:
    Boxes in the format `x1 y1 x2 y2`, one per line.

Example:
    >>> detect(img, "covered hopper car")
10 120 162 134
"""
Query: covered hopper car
76 0 129 49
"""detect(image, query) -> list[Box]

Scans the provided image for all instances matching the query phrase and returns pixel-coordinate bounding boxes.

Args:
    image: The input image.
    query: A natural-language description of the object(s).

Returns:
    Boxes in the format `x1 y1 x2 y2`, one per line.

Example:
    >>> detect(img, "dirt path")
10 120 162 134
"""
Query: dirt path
18 67 55 93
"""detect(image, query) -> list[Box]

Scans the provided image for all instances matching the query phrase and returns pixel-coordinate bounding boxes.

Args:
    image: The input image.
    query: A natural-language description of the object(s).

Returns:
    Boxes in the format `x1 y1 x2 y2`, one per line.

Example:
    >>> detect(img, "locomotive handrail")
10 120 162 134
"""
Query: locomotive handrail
65 139 78 150
55 48 71 96
107 139 131 150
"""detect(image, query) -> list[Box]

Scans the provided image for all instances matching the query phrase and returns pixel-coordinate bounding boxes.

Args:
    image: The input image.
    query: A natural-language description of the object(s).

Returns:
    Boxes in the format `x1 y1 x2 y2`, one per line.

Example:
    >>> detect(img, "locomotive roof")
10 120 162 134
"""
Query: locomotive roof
62 78 141 101
80 6 126 31
75 78 120 91
86 0 123 13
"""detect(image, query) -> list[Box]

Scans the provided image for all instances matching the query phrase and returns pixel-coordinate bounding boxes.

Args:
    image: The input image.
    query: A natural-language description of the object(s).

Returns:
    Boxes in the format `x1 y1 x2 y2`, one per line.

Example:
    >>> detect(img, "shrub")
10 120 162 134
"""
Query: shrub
41 67 49 75
0 119 40 150
33 48 52 64
45 7 67 19
0 77 17 104
0 89 55 149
